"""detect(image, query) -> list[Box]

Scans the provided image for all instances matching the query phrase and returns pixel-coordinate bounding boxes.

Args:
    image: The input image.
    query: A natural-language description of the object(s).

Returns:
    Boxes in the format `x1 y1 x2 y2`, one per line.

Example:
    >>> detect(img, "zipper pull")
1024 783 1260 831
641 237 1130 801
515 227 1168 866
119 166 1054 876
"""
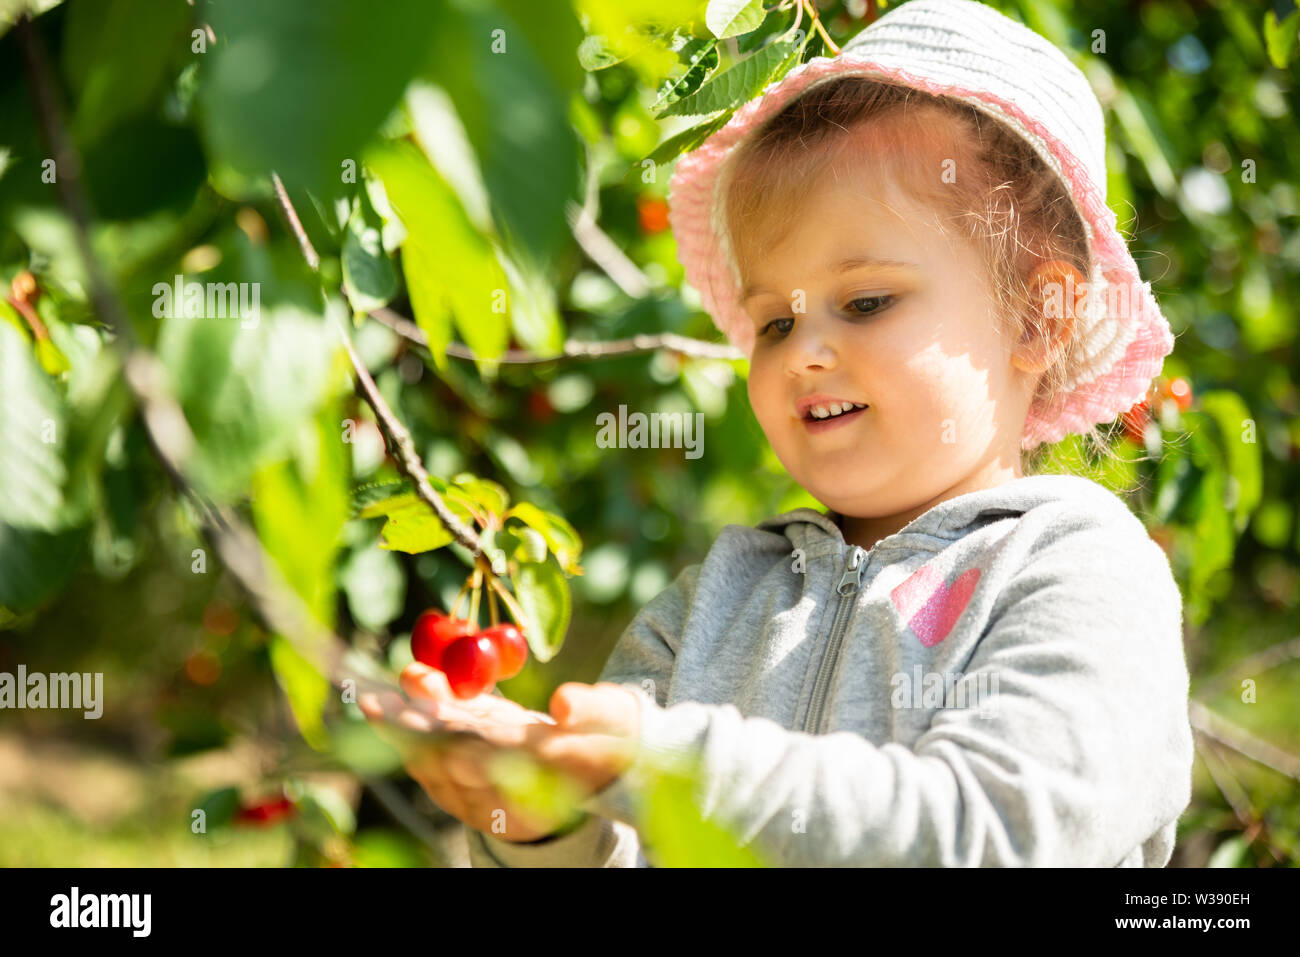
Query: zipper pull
837 546 867 595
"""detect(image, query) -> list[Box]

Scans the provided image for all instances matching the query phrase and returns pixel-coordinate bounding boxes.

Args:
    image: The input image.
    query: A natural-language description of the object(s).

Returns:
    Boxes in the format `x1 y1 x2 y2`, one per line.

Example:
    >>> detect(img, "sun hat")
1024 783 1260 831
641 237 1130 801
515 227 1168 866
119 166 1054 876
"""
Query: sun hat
666 0 1175 450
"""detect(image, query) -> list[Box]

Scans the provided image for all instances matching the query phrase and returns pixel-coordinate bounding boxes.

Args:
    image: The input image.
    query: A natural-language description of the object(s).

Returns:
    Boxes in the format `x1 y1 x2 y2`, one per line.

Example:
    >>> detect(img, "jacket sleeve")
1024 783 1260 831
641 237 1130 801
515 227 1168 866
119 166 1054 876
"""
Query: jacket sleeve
578 523 1195 867
466 563 701 868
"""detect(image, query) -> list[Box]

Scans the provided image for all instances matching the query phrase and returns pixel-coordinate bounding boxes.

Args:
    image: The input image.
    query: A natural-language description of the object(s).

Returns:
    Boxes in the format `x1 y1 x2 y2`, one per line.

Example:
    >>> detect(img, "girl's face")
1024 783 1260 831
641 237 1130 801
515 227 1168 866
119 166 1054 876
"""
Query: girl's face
743 151 1037 532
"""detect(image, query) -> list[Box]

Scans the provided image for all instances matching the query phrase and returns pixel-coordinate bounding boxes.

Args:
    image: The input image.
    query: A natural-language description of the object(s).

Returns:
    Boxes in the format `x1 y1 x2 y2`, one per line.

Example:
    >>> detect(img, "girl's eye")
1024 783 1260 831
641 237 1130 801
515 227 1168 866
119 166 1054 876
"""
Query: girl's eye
760 317 795 339
846 295 893 315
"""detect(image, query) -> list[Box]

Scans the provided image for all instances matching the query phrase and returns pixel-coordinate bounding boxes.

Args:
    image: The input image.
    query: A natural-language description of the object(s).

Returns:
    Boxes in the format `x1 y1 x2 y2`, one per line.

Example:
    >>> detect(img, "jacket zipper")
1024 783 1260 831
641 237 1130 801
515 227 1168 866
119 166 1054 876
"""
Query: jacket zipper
803 545 868 734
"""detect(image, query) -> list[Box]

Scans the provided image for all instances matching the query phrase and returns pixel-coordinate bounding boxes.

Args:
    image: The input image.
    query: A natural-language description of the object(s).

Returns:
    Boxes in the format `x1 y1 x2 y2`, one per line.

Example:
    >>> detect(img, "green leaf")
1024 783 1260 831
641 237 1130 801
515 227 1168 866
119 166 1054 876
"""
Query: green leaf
252 407 348 751
269 635 332 751
252 412 348 625
351 829 429 868
452 473 510 520
516 527 548 564
658 40 796 118
195 786 241 832
198 0 440 193
637 757 766 867
0 320 68 530
1207 834 1251 868
1198 391 1262 533
156 303 338 502
503 250 566 357
578 33 644 70
1111 87 1179 200
505 501 583 573
401 244 454 372
350 480 412 516
358 481 480 555
62 0 193 144
428 1 581 265
644 113 732 166
496 0 585 96
706 0 766 40
341 199 397 314
363 493 454 554
292 781 356 841
511 557 571 662
367 141 510 368
1264 9 1300 69
653 37 720 112
0 522 86 613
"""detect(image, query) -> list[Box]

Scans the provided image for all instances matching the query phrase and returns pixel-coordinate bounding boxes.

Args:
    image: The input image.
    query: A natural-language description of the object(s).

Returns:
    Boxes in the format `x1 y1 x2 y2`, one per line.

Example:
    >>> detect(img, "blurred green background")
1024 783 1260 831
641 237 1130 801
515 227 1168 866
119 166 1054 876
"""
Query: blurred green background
0 0 1296 867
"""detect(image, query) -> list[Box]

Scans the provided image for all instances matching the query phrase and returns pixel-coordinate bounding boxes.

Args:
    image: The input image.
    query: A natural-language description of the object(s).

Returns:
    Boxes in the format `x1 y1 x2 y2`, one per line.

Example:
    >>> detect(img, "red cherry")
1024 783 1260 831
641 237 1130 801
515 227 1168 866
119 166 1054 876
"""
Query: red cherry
527 390 555 423
637 195 670 234
1121 399 1150 444
237 796 295 826
480 624 528 680
1167 377 1193 412
410 610 472 670
440 634 500 699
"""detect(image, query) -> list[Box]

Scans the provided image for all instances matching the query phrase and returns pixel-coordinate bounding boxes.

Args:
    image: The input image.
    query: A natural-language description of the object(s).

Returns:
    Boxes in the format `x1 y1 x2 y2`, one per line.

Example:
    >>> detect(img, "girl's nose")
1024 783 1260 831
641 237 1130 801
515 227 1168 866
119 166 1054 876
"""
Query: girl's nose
784 314 839 375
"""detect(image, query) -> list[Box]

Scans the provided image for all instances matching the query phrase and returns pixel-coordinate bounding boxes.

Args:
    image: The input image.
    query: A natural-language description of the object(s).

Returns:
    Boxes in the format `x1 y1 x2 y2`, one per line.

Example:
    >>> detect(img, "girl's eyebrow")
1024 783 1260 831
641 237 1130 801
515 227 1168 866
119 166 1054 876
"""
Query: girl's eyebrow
741 256 919 303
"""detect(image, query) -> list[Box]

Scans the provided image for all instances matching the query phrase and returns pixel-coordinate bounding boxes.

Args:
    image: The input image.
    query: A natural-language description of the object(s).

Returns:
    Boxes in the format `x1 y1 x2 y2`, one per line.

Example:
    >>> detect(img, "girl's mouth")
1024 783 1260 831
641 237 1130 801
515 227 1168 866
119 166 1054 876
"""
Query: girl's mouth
802 403 868 433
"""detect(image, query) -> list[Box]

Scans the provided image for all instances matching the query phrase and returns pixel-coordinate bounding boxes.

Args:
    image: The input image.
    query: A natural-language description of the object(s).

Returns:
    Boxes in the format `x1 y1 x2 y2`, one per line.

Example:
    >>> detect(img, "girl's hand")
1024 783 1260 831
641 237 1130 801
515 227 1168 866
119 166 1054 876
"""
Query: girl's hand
358 663 642 843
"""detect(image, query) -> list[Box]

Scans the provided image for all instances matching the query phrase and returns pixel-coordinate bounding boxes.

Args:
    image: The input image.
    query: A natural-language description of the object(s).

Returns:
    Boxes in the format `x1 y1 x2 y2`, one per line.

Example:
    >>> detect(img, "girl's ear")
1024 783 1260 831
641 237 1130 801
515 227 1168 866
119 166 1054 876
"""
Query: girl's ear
1011 259 1087 375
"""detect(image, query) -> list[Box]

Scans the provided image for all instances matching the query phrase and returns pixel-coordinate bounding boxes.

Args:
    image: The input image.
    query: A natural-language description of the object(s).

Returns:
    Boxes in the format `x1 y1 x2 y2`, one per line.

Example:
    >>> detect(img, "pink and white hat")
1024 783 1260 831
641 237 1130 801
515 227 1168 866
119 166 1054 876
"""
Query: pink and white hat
667 0 1174 450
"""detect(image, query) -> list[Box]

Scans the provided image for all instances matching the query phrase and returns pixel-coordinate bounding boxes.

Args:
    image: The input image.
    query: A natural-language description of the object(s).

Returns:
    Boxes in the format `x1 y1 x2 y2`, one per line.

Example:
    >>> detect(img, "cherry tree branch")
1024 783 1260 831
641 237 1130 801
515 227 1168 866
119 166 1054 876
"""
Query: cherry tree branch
1188 700 1300 782
268 173 486 559
369 306 742 362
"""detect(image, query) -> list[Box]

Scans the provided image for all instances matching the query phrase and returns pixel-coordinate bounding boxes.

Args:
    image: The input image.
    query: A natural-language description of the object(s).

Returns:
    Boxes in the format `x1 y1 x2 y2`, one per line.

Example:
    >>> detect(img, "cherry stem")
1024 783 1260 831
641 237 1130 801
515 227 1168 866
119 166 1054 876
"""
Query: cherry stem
451 578 472 621
469 568 483 629
487 574 527 630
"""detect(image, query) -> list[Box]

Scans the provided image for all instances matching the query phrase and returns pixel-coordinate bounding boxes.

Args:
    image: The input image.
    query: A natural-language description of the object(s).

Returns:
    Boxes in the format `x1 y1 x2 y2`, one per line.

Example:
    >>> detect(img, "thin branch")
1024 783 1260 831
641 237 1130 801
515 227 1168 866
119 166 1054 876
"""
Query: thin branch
370 306 741 363
565 198 652 299
266 181 486 559
1188 700 1300 782
1196 738 1286 865
1196 634 1300 700
270 172 320 271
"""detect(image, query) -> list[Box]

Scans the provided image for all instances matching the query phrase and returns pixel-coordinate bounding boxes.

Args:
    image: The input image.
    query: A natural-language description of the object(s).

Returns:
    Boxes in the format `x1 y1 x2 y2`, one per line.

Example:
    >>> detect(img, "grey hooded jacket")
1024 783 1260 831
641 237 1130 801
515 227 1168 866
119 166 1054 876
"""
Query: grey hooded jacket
466 474 1194 867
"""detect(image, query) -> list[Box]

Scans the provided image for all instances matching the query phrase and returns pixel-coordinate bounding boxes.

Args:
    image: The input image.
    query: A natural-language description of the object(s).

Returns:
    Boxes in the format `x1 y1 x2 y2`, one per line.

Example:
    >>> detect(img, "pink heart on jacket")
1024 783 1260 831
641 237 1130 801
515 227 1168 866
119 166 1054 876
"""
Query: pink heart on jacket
890 565 982 647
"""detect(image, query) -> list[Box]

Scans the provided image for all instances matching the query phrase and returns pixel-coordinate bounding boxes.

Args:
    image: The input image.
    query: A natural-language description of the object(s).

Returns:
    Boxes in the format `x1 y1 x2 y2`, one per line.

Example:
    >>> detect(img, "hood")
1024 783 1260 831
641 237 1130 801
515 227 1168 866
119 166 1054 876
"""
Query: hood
756 474 1127 553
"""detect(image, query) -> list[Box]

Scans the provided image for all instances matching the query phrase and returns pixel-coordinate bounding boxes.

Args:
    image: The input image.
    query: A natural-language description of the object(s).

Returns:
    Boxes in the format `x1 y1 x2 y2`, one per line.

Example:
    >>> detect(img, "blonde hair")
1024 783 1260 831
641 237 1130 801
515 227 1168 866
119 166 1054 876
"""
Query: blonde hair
719 76 1122 470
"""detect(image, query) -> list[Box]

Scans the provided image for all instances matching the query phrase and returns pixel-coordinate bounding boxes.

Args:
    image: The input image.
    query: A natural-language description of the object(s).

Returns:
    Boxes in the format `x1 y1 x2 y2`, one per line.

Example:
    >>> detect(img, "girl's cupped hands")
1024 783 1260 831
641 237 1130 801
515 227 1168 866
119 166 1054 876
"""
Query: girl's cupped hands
358 662 642 843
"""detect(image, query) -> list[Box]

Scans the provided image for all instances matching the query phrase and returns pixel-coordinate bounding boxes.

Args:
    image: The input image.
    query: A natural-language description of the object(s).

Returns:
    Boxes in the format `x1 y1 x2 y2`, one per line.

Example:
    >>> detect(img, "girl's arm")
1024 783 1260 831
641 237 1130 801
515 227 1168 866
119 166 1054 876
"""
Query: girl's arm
466 563 701 868
585 525 1193 867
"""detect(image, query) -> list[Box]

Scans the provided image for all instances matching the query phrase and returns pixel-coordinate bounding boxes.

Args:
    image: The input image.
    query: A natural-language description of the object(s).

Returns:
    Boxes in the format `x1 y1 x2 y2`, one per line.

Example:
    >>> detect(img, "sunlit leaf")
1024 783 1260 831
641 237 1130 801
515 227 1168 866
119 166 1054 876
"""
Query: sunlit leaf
658 40 796 117
511 556 571 662
705 0 766 40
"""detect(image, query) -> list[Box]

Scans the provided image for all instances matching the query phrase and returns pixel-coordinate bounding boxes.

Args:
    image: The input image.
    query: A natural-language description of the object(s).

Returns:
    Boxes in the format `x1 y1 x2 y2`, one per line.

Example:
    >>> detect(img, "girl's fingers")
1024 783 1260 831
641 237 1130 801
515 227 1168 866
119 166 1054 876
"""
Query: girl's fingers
400 662 455 702
441 742 493 789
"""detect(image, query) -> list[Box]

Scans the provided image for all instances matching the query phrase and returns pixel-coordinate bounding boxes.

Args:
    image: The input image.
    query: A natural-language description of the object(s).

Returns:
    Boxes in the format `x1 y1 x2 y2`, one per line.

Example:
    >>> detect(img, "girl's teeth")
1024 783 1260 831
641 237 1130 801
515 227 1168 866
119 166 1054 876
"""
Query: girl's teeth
810 402 863 420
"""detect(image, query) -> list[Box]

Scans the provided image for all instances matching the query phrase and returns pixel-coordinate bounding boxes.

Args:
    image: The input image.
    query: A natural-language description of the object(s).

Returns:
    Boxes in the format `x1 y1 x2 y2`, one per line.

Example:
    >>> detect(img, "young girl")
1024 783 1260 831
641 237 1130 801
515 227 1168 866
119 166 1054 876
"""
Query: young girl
360 0 1194 867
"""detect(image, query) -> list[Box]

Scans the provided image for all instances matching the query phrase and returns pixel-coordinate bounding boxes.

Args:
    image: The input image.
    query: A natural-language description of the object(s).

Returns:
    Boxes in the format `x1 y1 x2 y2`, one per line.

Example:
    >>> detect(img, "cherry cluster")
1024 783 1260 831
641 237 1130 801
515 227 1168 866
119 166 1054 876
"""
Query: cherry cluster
410 610 527 699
